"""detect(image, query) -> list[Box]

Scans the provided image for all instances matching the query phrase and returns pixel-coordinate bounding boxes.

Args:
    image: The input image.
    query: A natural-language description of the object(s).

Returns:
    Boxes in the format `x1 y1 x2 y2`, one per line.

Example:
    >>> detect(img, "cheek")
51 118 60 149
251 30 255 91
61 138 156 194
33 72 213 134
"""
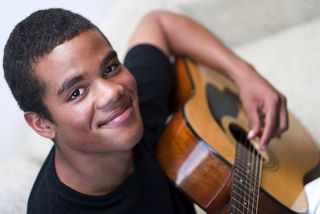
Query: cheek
122 70 138 96
70 104 93 127
70 110 90 127
53 102 93 131
53 103 94 146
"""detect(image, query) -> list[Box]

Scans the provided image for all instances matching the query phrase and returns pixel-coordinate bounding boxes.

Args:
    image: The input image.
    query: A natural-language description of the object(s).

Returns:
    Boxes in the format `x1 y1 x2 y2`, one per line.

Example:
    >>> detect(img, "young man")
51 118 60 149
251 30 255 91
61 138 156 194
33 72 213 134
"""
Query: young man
3 8 287 213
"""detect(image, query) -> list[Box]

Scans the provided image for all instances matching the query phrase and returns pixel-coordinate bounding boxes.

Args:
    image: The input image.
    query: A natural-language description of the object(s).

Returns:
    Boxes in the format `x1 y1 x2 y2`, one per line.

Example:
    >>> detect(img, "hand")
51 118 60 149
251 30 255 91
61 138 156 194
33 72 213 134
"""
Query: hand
236 64 288 149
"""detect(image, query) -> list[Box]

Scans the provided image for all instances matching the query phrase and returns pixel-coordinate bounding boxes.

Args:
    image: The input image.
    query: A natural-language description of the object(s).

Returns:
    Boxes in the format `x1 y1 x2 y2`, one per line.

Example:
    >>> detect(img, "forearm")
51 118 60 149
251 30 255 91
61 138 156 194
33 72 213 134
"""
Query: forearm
155 11 288 148
154 10 253 86
128 10 288 147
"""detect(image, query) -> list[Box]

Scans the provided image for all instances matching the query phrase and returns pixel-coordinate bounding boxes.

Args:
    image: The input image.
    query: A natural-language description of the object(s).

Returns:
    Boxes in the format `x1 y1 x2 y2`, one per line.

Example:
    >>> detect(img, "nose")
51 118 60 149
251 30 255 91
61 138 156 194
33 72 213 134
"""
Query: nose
94 78 125 111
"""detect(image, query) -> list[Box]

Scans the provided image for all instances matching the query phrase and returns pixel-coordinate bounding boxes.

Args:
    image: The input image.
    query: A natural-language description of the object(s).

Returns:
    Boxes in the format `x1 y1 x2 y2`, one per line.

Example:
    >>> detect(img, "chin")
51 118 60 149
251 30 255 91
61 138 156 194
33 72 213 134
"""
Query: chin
128 121 144 149
117 119 144 151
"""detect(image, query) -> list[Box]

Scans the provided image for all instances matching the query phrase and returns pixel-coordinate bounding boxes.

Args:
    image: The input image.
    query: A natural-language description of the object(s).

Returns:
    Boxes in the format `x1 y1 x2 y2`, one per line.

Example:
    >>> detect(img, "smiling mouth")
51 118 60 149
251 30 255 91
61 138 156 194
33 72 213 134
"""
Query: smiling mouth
98 100 134 127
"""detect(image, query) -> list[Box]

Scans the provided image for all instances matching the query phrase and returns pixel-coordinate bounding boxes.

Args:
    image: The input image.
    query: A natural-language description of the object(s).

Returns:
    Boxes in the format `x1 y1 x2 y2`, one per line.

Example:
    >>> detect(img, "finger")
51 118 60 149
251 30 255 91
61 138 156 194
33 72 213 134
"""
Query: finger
259 101 279 149
276 96 289 136
246 106 261 140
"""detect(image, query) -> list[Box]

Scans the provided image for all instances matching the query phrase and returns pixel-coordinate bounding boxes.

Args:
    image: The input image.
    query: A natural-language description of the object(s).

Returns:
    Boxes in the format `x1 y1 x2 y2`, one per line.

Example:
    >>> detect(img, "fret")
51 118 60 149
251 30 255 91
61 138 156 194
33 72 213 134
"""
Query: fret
233 167 255 182
231 203 248 214
231 198 252 212
231 191 253 209
232 179 256 212
231 139 263 214
233 149 253 213
234 153 256 186
232 179 254 196
232 183 254 196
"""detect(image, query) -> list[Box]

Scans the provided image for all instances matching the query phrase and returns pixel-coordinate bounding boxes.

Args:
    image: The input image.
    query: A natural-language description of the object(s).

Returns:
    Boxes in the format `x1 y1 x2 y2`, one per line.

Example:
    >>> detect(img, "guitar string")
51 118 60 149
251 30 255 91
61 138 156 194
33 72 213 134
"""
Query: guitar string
240 137 251 214
250 140 257 214
248 135 263 214
231 143 243 214
254 144 263 213
248 138 256 214
238 142 250 214
249 137 262 214
255 141 263 213
245 136 255 214
244 139 253 214
247 136 256 214
231 130 264 214
239 137 253 214
248 137 259 214
232 139 253 213
238 144 253 214
235 134 263 214
232 143 249 213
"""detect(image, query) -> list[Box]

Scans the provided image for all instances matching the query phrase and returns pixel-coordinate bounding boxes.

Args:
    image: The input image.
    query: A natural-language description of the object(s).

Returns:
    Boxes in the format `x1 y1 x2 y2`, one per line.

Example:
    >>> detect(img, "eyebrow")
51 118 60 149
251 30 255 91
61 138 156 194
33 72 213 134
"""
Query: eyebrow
100 50 118 71
57 50 118 97
57 75 84 96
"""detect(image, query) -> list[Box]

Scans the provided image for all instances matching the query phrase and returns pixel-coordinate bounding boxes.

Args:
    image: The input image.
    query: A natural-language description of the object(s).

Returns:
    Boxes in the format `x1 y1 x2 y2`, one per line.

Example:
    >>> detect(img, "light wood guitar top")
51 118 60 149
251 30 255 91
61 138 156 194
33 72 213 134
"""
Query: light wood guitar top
183 59 319 213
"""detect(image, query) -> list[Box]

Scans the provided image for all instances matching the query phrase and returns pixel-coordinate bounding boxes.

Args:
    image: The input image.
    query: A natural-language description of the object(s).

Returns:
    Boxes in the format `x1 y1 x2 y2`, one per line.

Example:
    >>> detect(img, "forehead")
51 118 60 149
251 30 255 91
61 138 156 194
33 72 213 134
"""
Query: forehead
35 29 112 71
33 29 112 93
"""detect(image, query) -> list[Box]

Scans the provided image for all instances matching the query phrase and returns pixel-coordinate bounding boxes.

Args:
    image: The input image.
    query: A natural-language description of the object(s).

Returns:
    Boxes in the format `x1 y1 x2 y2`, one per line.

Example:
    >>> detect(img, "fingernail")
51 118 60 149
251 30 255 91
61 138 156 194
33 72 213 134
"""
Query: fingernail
247 130 255 139
259 144 266 150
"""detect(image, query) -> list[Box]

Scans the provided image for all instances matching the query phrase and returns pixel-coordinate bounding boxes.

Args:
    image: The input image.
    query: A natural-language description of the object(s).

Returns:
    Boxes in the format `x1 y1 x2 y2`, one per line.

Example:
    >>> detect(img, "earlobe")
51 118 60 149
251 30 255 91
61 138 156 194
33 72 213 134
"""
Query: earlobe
24 112 56 139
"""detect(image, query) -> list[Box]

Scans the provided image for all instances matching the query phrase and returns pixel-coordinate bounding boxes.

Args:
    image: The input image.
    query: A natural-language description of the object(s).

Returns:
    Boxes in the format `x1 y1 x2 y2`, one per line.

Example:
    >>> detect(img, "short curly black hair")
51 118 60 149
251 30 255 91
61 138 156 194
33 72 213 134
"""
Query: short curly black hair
3 8 106 121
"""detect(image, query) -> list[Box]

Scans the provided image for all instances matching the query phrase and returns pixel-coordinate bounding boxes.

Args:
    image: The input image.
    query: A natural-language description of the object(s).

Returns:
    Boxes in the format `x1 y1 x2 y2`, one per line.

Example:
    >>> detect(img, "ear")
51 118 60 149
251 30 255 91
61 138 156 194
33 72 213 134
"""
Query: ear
24 112 56 139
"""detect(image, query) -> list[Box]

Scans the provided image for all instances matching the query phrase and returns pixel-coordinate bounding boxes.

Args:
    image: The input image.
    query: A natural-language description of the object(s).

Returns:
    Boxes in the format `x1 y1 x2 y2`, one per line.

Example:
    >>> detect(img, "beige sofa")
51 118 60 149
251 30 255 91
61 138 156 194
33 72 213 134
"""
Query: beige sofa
1 0 319 213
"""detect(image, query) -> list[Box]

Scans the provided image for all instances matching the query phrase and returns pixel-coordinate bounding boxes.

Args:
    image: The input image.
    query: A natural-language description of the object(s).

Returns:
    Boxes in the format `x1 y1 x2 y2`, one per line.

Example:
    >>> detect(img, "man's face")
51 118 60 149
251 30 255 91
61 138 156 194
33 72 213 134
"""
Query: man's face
34 29 143 153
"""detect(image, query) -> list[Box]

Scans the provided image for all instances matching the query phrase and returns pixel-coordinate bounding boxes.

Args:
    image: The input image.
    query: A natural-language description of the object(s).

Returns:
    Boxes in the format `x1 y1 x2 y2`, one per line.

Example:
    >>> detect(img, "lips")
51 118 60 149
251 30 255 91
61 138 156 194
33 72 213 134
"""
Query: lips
98 99 133 127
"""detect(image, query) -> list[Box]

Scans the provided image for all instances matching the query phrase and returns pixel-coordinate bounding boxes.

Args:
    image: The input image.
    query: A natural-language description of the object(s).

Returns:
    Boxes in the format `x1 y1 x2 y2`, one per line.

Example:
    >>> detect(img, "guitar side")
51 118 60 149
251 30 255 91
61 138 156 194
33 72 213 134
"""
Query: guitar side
156 58 319 213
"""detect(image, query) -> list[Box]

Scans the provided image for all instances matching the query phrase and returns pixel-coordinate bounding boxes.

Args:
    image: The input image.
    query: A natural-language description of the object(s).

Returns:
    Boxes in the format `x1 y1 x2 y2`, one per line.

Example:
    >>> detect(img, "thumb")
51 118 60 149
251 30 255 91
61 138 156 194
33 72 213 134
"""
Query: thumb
247 109 261 140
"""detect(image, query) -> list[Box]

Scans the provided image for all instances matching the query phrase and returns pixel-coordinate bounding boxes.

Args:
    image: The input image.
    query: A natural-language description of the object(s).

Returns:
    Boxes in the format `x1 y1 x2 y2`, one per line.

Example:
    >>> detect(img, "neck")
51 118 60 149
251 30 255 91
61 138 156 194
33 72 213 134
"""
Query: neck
54 146 134 196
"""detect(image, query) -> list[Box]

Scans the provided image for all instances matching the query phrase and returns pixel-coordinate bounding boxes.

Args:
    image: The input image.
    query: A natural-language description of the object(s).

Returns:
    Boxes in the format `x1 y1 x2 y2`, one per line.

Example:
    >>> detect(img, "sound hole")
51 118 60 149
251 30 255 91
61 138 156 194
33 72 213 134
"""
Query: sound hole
229 124 249 146
229 124 276 168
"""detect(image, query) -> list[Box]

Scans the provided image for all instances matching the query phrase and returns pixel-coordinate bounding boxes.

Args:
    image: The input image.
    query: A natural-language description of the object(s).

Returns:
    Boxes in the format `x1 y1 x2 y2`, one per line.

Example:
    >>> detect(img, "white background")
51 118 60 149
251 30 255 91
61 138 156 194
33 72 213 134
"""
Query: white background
0 0 117 160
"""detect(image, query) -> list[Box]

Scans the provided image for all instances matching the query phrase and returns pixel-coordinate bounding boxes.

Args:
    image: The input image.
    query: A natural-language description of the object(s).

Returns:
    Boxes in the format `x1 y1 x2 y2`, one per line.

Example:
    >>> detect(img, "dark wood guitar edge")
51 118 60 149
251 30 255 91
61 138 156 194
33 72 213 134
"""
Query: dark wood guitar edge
205 171 233 214
157 109 233 212
168 57 195 113
180 57 234 169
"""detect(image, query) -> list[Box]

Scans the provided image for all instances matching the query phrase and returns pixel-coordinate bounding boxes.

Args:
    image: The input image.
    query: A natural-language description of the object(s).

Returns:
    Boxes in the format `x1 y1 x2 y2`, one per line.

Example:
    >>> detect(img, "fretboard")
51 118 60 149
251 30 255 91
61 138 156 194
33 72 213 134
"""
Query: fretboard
230 140 263 214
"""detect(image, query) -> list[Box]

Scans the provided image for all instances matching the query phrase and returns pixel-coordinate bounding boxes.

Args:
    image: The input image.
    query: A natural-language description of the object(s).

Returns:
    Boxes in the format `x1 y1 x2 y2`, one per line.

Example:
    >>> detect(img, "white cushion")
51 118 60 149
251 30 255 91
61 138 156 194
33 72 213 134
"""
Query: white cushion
234 17 320 147
176 0 320 46
99 0 320 59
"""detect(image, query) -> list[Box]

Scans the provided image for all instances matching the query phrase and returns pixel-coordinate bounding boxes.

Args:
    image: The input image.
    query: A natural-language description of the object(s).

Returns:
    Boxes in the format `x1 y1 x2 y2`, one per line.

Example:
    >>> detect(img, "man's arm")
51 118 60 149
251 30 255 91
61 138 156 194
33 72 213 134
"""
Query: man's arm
127 10 288 149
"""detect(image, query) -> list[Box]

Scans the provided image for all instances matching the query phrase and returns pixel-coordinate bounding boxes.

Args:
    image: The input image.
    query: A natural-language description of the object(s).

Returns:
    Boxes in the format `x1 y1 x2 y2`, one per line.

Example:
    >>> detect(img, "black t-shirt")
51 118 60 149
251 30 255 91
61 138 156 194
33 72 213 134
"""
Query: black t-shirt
27 44 196 214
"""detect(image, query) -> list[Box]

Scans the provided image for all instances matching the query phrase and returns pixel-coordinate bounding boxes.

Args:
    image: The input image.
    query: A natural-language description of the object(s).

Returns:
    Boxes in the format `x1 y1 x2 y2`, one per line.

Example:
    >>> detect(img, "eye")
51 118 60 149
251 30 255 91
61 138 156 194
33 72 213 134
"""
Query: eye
69 88 85 100
104 63 120 76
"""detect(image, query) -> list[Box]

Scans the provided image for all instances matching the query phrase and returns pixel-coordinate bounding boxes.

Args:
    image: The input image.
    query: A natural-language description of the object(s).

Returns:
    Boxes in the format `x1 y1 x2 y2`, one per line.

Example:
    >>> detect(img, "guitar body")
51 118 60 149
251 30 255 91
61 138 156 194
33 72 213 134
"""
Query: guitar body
156 58 319 213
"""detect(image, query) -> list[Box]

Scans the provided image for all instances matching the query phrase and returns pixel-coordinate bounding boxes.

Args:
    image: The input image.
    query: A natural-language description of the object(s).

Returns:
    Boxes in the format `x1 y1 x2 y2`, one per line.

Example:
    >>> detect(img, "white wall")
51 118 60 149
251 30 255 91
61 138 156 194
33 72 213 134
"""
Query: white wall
0 0 117 160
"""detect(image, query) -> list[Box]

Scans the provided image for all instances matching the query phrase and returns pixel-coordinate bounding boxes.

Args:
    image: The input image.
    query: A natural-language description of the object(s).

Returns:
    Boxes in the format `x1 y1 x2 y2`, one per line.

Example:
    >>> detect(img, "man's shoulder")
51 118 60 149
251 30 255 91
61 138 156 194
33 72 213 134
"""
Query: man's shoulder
27 147 56 213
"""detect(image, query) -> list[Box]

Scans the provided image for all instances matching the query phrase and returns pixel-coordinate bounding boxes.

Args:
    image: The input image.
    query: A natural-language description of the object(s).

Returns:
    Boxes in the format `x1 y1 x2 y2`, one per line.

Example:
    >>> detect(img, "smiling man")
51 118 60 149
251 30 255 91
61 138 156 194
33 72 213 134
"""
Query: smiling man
31 29 144 196
3 8 287 214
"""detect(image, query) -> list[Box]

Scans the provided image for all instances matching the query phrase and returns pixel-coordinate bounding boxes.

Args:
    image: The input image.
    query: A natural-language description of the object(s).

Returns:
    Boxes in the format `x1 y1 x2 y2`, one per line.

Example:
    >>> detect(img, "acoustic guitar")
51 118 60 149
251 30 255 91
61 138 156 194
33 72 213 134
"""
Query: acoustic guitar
156 58 320 214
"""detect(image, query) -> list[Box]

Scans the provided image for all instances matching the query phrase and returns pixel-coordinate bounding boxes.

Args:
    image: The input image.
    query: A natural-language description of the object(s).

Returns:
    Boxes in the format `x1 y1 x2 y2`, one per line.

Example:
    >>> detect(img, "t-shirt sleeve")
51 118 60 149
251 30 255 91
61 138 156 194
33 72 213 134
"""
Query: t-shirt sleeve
123 44 174 139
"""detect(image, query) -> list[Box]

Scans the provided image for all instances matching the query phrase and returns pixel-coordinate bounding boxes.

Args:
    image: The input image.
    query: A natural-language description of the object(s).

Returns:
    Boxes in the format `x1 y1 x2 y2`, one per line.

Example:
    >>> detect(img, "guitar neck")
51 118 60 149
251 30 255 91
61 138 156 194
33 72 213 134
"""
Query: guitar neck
230 140 263 214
